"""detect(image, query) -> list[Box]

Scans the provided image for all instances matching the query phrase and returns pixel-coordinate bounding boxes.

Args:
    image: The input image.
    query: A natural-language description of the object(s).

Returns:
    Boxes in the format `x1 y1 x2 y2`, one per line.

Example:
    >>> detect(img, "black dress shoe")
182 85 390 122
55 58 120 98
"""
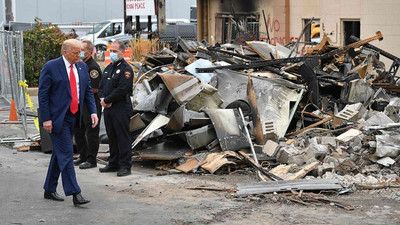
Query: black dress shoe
79 162 97 169
99 165 119 173
44 191 64 201
73 158 85 166
117 168 131 177
72 193 90 206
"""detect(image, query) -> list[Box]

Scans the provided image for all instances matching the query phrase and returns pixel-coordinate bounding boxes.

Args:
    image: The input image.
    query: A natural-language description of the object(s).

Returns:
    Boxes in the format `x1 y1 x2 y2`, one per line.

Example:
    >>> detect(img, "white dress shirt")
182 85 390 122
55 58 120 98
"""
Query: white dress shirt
62 56 80 103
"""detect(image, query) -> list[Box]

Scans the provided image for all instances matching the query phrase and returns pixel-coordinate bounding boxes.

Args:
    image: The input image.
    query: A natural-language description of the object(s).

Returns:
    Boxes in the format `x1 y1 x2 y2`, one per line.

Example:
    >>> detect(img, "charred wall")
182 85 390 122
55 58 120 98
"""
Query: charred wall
217 0 259 13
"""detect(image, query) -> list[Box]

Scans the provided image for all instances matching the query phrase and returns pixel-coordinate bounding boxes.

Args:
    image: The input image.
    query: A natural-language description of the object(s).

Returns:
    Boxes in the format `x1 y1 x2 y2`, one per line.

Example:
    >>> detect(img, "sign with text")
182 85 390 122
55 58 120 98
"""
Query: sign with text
126 0 155 16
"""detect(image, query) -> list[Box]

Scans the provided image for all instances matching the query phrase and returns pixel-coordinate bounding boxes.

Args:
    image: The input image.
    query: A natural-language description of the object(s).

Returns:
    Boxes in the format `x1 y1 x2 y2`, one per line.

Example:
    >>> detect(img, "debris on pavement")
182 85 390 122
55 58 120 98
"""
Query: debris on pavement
122 29 400 196
8 25 396 201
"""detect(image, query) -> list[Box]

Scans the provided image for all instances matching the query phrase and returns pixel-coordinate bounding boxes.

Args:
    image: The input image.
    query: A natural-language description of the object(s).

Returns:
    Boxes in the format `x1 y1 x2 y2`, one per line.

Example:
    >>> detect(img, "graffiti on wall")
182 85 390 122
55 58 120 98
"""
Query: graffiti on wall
259 13 299 45
258 14 316 55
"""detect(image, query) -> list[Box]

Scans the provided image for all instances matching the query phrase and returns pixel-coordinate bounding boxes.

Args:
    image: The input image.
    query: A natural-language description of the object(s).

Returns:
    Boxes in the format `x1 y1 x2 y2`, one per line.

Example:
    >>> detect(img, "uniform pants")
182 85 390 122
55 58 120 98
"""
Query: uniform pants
75 96 101 164
43 111 81 196
103 102 132 169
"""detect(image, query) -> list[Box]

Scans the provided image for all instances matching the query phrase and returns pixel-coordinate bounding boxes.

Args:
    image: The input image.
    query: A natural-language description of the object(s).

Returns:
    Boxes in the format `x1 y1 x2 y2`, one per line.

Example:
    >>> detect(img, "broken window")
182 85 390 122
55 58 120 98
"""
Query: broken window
343 20 360 45
215 13 259 44
303 19 321 44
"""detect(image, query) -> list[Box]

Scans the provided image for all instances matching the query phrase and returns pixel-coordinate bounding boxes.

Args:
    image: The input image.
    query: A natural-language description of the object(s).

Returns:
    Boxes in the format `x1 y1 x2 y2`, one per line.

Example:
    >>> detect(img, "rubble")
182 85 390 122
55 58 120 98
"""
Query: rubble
105 28 400 195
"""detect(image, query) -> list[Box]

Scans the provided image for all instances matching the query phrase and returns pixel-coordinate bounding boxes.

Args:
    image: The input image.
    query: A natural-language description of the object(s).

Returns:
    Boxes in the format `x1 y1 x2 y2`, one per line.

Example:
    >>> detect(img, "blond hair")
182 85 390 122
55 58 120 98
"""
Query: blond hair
61 39 83 53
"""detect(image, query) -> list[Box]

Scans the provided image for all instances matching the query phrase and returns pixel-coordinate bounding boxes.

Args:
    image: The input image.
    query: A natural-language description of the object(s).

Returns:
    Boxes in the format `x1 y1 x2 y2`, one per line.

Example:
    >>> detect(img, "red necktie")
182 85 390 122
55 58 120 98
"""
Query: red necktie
69 64 78 114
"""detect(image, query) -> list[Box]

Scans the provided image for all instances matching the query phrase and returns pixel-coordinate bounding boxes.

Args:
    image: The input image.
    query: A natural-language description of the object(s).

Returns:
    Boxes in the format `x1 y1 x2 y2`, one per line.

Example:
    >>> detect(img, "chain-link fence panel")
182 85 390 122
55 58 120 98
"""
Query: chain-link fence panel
0 30 27 137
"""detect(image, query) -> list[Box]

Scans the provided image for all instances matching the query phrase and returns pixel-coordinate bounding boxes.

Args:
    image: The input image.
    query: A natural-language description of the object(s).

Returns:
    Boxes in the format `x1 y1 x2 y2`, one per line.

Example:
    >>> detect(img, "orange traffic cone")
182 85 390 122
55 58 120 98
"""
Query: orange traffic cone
9 99 18 121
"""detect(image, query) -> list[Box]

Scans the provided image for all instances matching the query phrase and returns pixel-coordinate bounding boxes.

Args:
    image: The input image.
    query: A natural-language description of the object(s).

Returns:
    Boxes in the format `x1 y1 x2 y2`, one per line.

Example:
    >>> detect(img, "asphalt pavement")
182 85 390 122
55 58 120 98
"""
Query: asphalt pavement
0 96 245 225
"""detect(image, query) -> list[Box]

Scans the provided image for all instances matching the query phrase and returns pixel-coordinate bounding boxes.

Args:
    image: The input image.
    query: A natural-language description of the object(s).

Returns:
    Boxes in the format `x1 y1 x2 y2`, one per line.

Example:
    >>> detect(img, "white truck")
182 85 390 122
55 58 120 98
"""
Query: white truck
79 18 194 60
78 19 129 61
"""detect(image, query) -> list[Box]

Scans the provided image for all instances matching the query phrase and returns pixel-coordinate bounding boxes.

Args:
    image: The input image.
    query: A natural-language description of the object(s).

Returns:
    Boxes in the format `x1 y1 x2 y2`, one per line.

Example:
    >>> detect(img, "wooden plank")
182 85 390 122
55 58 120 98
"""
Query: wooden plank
286 161 320 180
247 75 264 144
269 164 292 179
201 152 238 174
287 116 333 137
176 158 199 173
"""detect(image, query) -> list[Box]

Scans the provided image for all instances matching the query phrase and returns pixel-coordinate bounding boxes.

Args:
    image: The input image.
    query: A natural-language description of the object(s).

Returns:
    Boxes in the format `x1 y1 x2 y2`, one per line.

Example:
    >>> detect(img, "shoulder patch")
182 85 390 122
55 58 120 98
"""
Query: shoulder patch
90 70 99 79
124 71 131 79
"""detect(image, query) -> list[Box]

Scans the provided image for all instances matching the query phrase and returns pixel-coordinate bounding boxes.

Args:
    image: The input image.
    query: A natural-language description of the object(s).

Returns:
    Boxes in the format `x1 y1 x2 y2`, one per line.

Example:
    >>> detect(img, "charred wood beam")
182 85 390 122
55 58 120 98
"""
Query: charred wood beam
237 151 282 181
204 47 260 60
195 56 320 73
299 60 320 107
287 116 333 137
350 35 400 83
263 66 298 80
320 31 383 60
197 48 246 64
349 35 400 63
317 78 344 87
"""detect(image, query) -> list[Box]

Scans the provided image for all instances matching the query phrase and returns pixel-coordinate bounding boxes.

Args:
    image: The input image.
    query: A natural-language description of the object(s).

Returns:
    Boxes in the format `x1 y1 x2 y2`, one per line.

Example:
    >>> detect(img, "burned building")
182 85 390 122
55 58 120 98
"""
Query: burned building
197 0 400 67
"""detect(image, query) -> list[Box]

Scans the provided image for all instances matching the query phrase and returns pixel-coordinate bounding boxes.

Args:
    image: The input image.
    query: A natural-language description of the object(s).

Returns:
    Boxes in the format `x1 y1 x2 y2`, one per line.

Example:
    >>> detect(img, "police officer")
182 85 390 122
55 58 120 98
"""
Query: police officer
73 40 102 169
98 40 134 177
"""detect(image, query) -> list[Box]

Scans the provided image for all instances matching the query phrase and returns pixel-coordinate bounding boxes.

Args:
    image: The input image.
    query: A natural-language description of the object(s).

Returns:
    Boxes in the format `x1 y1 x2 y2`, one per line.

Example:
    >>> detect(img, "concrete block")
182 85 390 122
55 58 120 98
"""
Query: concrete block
263 120 278 142
287 154 306 166
335 103 365 121
319 136 337 147
276 145 299 164
349 136 363 152
307 157 320 177
377 157 396 167
323 156 339 168
305 137 329 161
336 128 362 143
338 158 357 173
384 97 400 122
365 112 394 127
375 134 400 157
317 162 335 177
263 140 279 157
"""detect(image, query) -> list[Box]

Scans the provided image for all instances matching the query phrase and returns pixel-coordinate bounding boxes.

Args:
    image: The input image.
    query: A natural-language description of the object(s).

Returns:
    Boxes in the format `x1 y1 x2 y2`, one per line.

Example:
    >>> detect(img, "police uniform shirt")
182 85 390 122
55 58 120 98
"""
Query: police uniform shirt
99 58 133 104
85 57 102 92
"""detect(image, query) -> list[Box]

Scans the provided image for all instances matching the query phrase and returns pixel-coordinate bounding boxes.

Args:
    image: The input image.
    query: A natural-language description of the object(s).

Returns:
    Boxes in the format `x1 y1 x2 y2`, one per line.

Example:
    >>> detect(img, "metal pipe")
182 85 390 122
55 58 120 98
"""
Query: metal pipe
142 79 152 94
238 108 266 182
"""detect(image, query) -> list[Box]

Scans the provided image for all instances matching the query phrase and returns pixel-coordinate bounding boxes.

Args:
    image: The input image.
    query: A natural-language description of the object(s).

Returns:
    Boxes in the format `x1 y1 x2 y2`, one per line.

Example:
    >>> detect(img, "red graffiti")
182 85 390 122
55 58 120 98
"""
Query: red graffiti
260 36 299 45
266 14 281 32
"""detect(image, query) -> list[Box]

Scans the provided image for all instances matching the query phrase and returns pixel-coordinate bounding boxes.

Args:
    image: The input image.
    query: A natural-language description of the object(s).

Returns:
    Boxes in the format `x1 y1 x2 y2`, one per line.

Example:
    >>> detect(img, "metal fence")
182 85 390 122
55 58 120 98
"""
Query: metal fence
0 30 28 137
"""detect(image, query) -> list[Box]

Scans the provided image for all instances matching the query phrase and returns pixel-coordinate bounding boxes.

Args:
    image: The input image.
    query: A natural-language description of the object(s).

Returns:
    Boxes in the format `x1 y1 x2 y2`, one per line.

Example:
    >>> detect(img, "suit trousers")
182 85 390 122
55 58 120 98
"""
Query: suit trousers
43 111 81 196
103 102 132 170
75 95 101 164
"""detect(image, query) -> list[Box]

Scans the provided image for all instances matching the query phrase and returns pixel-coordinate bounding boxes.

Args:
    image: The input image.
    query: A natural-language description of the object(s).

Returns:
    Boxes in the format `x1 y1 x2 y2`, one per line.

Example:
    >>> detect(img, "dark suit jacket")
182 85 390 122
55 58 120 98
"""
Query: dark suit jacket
38 56 97 133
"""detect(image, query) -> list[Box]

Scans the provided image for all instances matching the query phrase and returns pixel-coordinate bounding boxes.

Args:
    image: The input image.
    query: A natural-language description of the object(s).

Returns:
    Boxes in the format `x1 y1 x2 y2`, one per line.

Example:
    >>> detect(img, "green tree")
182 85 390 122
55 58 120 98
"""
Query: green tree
23 21 67 86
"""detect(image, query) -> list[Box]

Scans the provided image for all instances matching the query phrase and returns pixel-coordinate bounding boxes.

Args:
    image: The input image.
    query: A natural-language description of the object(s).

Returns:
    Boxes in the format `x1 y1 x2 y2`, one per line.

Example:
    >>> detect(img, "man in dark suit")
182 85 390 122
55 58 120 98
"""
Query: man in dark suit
38 39 99 206
73 40 102 169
